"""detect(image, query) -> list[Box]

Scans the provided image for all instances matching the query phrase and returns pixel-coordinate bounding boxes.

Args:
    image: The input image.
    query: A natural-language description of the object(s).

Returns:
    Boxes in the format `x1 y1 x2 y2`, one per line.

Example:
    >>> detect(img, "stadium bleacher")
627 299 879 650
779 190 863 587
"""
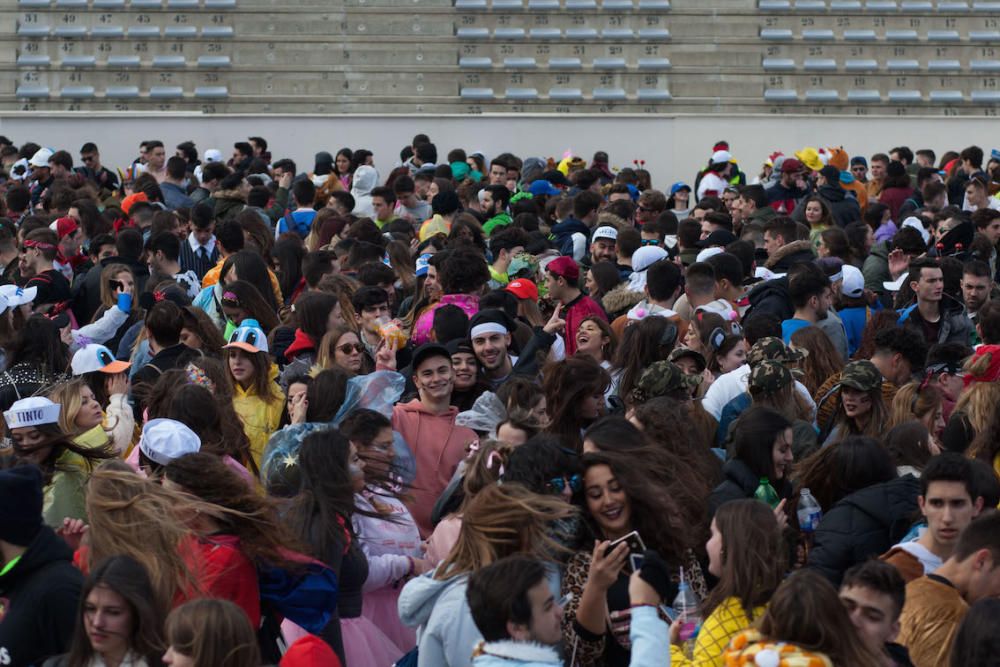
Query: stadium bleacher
2 0 1000 113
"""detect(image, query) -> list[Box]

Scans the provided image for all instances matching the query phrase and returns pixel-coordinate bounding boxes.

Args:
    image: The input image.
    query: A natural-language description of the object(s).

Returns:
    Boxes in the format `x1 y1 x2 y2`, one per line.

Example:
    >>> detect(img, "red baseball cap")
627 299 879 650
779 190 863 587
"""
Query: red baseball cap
546 256 580 283
505 278 538 302
50 216 78 240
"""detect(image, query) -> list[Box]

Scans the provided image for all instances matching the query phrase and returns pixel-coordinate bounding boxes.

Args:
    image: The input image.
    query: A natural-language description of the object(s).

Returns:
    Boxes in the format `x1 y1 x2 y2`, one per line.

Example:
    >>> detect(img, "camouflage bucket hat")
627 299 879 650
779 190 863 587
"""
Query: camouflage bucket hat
749 359 793 393
631 360 701 404
669 347 707 374
747 336 806 367
840 360 883 393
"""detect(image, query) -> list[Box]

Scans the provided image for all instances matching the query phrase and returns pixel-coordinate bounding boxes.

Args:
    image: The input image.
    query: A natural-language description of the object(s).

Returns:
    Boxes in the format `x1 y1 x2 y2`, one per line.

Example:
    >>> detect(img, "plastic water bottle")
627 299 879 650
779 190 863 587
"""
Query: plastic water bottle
672 576 701 655
797 488 822 533
753 477 780 509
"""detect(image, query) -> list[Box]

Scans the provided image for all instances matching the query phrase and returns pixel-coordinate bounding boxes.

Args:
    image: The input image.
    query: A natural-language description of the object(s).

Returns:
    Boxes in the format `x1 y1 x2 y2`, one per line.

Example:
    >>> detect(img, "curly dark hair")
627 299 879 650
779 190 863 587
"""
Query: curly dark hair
439 246 490 295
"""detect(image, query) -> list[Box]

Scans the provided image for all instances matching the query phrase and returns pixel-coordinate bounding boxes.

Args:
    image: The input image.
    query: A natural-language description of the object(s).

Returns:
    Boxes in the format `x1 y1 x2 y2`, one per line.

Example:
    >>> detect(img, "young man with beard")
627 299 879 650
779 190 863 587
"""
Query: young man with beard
468 309 563 389
481 184 513 235
544 256 606 356
392 343 477 537
20 228 71 307
781 262 835 343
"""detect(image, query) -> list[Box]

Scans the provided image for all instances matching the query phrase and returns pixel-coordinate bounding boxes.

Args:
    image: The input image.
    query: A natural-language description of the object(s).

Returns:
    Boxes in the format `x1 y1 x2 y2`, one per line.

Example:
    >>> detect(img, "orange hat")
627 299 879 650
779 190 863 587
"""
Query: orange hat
121 192 149 215
827 147 850 171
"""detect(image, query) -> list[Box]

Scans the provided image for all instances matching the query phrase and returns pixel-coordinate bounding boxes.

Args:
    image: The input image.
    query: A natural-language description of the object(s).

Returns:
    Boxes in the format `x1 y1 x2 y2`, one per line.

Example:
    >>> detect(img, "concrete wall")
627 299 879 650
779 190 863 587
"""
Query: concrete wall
0 112 992 187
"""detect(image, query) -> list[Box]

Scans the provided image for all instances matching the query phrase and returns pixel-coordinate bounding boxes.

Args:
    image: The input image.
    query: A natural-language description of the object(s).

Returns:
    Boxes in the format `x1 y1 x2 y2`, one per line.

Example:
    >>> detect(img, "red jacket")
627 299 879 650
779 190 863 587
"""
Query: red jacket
563 292 608 356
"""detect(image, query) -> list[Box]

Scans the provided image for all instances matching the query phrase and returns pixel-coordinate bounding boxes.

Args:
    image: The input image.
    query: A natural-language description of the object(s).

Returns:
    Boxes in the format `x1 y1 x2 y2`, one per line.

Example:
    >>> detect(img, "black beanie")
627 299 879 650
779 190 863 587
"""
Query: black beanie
0 465 44 546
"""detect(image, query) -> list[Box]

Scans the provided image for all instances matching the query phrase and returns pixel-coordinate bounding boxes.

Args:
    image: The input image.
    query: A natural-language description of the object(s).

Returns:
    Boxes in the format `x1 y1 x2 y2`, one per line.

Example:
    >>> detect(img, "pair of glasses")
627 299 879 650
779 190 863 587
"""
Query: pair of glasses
547 474 582 494
641 239 660 246
81 155 96 163
338 343 364 354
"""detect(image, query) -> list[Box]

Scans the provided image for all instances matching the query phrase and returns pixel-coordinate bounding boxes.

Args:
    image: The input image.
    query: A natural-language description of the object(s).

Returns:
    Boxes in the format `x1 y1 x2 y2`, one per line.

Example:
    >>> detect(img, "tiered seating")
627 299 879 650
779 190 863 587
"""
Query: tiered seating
1 0 999 112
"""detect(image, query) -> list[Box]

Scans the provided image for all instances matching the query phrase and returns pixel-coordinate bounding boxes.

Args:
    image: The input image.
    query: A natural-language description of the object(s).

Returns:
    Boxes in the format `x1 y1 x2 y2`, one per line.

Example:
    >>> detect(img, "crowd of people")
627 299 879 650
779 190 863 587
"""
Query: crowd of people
1 133 1000 667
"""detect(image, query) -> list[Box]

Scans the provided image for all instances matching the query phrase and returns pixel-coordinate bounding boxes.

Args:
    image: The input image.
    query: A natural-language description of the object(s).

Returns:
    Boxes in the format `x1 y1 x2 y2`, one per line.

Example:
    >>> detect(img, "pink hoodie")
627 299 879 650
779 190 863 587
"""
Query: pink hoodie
411 293 480 346
392 399 477 538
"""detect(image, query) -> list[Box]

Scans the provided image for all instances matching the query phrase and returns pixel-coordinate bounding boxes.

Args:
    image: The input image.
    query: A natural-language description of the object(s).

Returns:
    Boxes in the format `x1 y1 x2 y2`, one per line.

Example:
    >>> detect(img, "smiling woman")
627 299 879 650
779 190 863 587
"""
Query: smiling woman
562 449 706 667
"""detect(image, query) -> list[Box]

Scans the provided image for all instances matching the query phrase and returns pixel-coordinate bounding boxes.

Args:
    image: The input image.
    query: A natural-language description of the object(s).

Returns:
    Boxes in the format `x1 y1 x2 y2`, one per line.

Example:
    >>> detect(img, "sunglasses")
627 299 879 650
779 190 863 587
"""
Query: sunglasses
338 342 364 354
640 239 660 246
547 474 582 495
81 155 96 163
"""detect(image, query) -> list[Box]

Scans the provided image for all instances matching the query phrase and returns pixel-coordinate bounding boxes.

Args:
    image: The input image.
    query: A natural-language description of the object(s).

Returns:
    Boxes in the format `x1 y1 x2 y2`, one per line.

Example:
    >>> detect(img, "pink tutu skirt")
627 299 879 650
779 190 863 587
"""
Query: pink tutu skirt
363 587 416 654
341 615 404 667
281 617 403 667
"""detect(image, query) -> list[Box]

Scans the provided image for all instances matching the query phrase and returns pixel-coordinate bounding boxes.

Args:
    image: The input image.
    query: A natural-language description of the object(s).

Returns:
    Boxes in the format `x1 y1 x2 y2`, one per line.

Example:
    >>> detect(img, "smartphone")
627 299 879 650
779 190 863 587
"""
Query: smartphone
604 530 646 560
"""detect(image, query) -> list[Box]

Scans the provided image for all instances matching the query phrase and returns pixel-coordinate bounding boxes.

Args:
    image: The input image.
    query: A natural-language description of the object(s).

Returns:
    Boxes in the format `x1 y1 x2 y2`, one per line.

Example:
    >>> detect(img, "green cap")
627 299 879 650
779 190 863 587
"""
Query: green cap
631 360 701 403
747 336 806 368
840 360 883 392
749 359 793 393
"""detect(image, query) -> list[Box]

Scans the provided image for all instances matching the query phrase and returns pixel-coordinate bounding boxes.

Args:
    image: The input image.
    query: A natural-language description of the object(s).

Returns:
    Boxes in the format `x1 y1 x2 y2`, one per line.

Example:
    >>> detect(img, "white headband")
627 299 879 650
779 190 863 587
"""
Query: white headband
470 322 509 339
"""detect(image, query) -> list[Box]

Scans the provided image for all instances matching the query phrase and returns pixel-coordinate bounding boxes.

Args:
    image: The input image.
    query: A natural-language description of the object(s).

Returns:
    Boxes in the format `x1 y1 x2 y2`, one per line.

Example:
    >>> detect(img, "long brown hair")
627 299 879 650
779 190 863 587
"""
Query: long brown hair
65 555 166 667
703 499 785 621
583 416 710 548
165 599 261 667
315 324 370 374
85 461 206 612
435 483 575 580
223 347 281 404
542 356 610 453
631 397 723 490
790 326 842 395
164 452 306 567
580 450 693 563
829 386 888 441
758 570 883 667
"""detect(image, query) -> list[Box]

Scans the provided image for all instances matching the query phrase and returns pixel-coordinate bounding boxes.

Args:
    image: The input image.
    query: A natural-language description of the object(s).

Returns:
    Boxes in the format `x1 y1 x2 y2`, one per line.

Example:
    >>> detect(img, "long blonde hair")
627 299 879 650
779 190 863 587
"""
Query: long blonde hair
435 483 575 580
97 263 134 312
48 379 113 438
85 461 211 611
953 352 1000 435
888 381 942 430
315 325 367 374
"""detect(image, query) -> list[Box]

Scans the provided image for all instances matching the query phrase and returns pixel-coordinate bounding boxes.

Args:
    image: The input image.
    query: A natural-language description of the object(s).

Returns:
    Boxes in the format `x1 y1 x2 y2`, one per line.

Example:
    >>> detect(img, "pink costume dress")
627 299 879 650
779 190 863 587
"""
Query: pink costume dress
352 489 424 654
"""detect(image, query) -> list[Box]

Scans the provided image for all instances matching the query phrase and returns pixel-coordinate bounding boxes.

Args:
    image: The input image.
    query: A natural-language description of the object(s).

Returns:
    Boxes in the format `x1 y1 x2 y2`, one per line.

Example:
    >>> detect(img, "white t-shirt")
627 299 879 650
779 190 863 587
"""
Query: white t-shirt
894 539 943 576
702 364 816 421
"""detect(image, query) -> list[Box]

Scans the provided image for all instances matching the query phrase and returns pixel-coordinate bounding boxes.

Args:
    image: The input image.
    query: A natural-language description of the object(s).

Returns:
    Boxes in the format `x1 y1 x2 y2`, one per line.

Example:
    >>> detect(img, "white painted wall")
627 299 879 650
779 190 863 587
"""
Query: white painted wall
0 113 993 188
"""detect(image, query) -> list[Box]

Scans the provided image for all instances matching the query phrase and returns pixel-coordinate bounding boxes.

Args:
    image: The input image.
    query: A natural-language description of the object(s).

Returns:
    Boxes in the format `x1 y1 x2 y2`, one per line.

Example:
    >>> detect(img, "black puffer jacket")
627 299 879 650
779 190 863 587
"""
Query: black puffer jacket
745 276 792 322
709 458 794 518
0 526 82 666
809 474 920 586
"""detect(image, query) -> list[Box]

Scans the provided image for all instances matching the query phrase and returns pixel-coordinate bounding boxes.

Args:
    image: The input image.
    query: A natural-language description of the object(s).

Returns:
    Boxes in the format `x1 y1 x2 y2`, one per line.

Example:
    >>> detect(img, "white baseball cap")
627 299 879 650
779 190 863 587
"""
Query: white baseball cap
28 148 54 168
138 418 201 467
631 245 668 273
4 397 60 430
841 265 865 299
711 150 733 164
592 226 618 243
0 284 37 308
696 247 724 263
204 149 223 163
71 344 132 376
